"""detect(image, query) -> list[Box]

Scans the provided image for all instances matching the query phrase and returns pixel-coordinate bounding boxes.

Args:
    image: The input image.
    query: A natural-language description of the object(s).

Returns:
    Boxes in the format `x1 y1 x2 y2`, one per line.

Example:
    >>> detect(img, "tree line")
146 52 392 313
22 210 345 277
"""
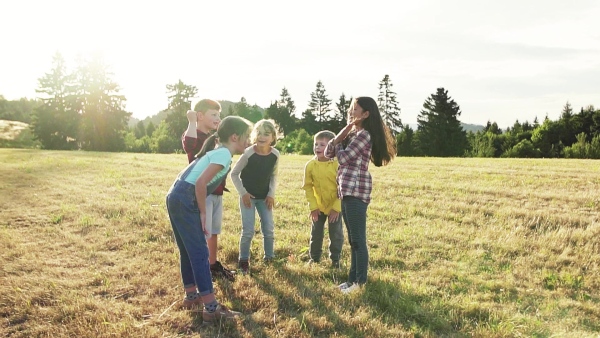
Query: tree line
1 52 599 158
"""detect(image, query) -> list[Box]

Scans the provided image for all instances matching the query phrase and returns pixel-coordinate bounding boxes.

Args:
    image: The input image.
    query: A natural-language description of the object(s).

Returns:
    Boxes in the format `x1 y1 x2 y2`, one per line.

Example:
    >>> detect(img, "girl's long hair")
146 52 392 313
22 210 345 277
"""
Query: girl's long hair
195 116 253 159
355 96 396 166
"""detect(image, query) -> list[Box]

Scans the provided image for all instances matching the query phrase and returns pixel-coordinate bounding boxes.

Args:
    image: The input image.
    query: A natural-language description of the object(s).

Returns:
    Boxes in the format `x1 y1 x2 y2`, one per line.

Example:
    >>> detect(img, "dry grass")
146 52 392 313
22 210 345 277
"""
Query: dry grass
1 149 599 337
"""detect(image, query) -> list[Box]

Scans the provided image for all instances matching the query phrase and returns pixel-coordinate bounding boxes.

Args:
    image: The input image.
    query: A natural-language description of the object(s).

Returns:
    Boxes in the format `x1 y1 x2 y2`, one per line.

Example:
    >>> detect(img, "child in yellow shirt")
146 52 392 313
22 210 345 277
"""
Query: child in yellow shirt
302 130 344 268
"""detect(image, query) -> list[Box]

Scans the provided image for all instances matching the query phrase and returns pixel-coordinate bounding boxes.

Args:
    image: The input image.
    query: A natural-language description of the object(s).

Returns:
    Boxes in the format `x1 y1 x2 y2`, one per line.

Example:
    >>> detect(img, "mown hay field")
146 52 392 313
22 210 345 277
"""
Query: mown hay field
1 149 599 337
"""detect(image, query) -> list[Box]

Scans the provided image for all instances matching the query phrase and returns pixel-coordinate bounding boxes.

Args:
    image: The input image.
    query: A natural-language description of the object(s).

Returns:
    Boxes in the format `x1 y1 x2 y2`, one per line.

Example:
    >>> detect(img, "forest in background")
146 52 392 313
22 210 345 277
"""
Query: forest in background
1 52 599 158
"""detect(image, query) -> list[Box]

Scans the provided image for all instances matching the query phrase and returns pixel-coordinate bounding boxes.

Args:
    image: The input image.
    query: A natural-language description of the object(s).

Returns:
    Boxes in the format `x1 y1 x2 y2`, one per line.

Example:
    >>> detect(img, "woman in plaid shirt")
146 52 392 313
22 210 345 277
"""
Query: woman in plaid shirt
324 96 396 294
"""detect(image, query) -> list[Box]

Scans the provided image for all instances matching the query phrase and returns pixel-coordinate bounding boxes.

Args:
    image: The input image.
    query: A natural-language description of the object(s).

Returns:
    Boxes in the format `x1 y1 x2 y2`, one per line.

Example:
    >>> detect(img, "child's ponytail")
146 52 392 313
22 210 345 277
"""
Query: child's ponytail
194 116 253 160
194 134 218 160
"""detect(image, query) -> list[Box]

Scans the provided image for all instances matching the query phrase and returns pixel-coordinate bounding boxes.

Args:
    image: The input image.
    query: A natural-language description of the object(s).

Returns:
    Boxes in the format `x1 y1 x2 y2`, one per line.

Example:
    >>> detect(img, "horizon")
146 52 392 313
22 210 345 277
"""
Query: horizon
1 0 599 130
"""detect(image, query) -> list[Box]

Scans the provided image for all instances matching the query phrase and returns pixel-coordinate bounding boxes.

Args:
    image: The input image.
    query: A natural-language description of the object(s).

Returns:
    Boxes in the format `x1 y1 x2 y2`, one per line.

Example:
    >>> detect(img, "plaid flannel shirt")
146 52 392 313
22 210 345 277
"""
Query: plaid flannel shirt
324 129 372 204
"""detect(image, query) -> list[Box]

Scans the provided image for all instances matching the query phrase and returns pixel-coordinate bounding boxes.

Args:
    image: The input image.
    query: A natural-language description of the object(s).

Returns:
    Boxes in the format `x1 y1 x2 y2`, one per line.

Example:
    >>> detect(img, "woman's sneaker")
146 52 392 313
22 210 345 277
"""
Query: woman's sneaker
341 283 362 294
202 304 241 322
338 282 351 290
210 261 236 282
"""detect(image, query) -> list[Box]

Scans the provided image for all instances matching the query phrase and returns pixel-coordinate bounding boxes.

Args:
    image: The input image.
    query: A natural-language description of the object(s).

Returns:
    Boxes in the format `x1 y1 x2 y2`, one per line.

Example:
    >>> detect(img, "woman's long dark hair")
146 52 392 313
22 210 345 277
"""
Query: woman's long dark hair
194 116 253 159
355 96 396 166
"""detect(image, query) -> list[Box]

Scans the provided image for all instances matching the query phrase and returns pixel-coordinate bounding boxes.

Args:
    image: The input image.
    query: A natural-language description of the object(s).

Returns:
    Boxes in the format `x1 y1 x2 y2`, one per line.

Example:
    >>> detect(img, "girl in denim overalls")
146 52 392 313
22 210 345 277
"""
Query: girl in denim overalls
166 116 252 322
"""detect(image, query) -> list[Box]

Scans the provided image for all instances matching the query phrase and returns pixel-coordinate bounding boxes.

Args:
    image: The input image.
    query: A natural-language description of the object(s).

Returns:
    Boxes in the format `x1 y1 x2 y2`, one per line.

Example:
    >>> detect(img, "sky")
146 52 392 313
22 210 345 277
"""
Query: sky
1 0 599 129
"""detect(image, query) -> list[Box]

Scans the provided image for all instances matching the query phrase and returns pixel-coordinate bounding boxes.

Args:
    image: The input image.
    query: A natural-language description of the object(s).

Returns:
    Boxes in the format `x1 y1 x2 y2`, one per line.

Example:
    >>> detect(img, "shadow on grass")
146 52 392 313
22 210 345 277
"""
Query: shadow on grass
251 262 376 338
365 279 462 336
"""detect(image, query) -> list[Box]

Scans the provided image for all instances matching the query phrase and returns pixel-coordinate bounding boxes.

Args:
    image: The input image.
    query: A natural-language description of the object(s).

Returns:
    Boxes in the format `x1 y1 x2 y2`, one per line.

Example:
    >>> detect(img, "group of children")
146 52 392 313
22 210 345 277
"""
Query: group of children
165 96 396 321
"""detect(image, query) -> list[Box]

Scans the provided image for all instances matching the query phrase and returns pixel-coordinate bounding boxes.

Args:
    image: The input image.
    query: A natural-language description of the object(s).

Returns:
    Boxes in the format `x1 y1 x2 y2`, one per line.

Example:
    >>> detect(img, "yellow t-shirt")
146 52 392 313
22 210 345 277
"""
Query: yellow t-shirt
302 158 341 215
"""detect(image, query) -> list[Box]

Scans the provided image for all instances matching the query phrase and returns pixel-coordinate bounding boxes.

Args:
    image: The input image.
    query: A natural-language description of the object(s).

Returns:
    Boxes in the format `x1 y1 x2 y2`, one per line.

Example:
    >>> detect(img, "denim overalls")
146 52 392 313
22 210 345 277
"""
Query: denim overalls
165 157 226 295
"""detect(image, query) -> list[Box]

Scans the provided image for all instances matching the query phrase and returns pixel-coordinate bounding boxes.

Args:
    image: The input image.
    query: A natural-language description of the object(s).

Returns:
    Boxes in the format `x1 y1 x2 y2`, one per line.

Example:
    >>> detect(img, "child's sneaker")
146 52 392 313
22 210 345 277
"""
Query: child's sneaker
341 283 362 294
202 304 241 322
238 260 250 275
181 296 203 309
210 261 236 282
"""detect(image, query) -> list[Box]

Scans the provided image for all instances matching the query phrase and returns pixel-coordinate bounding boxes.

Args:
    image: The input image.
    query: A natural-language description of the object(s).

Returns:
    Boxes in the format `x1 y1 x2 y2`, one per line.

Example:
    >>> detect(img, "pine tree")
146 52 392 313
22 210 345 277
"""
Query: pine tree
134 120 146 138
75 54 131 151
377 75 402 134
416 88 468 157
264 88 298 136
300 108 319 135
164 80 198 142
331 93 351 132
308 80 332 129
277 87 297 135
31 52 80 150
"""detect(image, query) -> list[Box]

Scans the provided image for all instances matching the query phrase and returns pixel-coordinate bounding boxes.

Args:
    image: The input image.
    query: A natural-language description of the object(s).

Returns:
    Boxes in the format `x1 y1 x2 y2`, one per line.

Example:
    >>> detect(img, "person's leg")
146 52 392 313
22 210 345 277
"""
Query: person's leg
341 199 356 284
208 195 235 281
255 199 275 260
328 212 344 265
238 197 256 261
309 212 326 262
205 194 217 265
167 186 214 295
166 194 196 288
343 196 369 285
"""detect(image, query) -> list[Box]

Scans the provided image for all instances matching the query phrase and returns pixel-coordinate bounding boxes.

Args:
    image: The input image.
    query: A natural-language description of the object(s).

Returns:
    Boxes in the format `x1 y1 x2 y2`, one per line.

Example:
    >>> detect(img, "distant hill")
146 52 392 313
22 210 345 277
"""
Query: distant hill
0 120 29 140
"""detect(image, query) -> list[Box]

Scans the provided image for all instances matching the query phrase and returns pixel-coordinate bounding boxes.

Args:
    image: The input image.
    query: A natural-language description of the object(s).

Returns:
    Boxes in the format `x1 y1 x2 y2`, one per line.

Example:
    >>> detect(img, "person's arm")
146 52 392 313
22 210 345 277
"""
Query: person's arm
266 149 279 210
334 130 371 166
330 163 342 222
301 161 320 221
267 149 279 199
301 161 318 210
195 163 224 235
184 110 198 138
230 149 250 197
182 111 200 163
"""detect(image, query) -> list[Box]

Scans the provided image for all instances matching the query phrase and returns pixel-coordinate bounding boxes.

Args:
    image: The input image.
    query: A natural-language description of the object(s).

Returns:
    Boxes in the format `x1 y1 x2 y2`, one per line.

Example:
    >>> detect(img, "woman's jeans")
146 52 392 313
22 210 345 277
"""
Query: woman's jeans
341 196 369 285
238 198 275 260
310 212 344 262
166 180 214 295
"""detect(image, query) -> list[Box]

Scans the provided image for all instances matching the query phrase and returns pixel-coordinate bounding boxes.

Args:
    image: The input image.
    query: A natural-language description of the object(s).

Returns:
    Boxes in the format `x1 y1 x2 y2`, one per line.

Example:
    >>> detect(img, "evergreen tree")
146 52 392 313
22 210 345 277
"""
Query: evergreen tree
558 101 576 146
300 108 319 135
146 121 156 137
164 80 198 141
308 80 332 129
75 54 131 151
483 120 502 135
531 118 563 157
31 52 80 150
377 75 402 134
277 87 298 135
232 97 262 122
416 88 468 157
396 125 415 156
331 93 351 132
134 120 146 138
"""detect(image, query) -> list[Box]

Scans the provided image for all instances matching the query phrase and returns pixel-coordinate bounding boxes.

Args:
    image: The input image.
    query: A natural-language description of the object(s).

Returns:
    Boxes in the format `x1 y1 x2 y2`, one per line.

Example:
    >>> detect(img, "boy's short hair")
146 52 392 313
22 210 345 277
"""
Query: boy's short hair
251 119 279 146
194 99 221 114
314 130 335 141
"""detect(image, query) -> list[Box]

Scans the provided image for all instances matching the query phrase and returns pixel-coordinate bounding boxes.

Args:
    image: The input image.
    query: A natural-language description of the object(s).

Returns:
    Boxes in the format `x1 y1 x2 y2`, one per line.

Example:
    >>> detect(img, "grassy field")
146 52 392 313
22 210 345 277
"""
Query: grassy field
1 149 599 337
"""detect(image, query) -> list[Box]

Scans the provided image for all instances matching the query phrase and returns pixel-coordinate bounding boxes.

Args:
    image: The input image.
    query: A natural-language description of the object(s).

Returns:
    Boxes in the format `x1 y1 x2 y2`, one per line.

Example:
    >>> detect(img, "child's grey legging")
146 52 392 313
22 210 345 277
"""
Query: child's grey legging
341 196 369 285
